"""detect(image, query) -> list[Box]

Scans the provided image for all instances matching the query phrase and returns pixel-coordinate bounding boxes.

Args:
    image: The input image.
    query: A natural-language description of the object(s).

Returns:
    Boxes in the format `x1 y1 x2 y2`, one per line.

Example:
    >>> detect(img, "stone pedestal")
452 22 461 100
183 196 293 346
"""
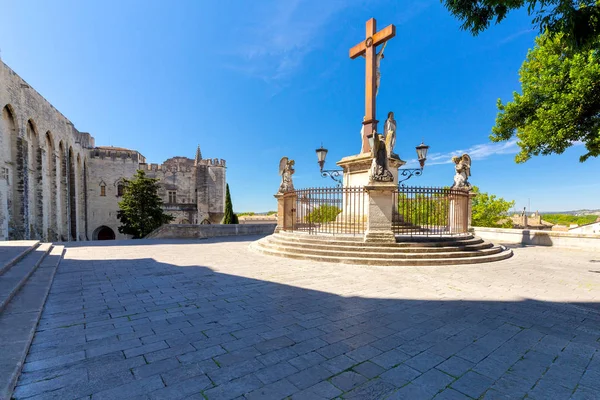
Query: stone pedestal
364 183 397 243
335 153 405 230
337 153 406 187
448 190 471 234
274 192 297 232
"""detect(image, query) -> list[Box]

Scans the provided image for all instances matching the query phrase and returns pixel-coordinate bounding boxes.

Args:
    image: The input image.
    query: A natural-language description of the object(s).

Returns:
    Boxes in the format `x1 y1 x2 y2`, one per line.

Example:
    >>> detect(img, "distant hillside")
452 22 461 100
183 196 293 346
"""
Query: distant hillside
539 210 600 216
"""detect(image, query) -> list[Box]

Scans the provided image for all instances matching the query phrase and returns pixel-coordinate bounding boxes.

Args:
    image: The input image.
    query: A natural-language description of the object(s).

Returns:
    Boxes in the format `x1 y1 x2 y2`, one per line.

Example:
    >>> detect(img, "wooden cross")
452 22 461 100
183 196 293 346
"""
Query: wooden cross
350 18 395 154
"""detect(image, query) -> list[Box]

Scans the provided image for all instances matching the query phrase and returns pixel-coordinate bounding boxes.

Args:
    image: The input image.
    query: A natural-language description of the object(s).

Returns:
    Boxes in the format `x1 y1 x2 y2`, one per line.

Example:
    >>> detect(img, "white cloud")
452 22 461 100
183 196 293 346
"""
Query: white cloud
406 139 520 166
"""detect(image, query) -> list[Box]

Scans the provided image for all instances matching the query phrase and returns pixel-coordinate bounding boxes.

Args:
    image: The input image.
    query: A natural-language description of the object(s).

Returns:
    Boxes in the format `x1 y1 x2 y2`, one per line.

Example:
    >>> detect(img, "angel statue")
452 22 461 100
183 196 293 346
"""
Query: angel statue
369 132 394 183
278 157 295 193
451 154 472 189
384 111 397 158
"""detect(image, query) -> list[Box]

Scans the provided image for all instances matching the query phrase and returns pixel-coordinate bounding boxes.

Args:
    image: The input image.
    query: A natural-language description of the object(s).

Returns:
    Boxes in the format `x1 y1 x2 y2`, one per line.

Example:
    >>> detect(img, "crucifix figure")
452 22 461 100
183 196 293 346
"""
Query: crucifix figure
350 18 395 154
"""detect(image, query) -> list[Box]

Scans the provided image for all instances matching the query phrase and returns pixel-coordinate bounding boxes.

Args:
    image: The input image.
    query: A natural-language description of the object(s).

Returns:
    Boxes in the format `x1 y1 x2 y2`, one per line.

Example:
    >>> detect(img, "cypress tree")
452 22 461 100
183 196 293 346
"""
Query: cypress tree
222 184 238 224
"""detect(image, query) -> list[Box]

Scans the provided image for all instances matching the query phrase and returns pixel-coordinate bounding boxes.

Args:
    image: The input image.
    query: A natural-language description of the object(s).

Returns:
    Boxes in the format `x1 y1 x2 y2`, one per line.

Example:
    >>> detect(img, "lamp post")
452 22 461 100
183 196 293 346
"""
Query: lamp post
315 145 343 186
398 142 430 186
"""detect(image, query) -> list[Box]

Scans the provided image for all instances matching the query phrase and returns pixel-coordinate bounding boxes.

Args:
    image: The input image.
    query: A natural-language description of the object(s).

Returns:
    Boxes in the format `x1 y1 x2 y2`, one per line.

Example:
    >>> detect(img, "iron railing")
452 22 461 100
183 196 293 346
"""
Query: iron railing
289 186 365 236
393 186 470 237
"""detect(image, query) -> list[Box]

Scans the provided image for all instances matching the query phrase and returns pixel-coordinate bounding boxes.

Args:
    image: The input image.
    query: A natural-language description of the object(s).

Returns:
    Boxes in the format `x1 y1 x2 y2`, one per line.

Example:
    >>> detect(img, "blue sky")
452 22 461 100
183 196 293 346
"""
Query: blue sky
1 0 598 213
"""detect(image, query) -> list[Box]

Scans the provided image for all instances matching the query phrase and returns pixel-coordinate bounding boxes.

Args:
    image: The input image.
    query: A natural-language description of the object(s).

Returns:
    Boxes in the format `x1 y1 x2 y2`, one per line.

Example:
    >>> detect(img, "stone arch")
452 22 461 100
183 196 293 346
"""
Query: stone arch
68 146 76 240
26 119 43 239
1 105 23 239
92 225 115 240
200 219 211 225
57 141 68 240
45 131 57 240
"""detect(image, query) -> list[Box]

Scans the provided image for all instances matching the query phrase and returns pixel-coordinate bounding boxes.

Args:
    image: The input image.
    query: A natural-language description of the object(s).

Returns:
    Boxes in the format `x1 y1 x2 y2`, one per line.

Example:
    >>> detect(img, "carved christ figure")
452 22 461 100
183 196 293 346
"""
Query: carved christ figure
360 41 387 96
376 41 387 96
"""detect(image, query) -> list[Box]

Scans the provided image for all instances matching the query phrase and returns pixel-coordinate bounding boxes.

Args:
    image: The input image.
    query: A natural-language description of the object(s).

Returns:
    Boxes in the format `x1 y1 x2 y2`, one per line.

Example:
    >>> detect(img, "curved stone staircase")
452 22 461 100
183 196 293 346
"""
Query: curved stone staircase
250 231 513 266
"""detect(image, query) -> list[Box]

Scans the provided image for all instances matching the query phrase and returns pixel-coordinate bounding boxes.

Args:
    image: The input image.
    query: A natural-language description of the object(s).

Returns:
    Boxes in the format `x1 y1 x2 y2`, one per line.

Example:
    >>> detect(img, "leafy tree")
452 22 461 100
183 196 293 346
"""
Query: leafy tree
266 210 277 216
441 0 600 48
442 1 600 162
307 204 342 223
117 170 174 238
222 184 239 224
471 186 515 228
237 212 255 217
491 31 600 162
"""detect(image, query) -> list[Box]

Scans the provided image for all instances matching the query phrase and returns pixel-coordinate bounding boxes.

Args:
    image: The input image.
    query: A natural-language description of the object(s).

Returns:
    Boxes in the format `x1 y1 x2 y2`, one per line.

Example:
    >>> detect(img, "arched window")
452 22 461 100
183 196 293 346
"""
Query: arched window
117 183 124 197
100 182 106 197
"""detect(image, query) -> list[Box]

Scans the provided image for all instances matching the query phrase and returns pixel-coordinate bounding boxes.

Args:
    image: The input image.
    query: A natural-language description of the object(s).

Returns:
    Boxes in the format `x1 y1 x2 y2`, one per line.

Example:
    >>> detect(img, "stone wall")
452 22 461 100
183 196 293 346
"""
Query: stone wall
473 227 600 251
87 149 143 240
0 60 228 242
146 223 276 239
0 61 92 241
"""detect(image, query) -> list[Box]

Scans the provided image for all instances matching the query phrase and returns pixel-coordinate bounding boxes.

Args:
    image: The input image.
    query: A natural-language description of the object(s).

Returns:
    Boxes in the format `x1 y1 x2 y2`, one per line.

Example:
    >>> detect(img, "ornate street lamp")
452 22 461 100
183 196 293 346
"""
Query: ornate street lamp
398 141 430 186
315 145 343 186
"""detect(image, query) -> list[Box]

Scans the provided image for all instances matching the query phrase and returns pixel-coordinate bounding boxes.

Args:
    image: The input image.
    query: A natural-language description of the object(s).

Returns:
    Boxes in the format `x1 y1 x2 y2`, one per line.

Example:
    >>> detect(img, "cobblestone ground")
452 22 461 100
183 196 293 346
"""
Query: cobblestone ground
13 236 600 400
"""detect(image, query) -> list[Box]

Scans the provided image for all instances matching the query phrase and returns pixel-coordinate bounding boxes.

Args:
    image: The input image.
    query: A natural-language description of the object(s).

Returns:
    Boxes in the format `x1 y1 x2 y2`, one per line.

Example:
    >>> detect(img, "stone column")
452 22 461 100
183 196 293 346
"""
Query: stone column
448 190 470 234
364 183 397 243
274 192 297 233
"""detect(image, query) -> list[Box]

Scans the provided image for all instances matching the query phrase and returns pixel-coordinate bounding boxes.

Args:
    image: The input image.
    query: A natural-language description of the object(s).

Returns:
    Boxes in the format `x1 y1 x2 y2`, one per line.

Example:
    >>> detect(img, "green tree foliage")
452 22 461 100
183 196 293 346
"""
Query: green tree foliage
222 184 239 224
542 213 597 225
491 31 600 162
266 211 277 216
442 1 600 162
441 0 600 48
396 193 449 226
117 170 174 238
307 204 342 223
471 186 515 228
237 212 255 217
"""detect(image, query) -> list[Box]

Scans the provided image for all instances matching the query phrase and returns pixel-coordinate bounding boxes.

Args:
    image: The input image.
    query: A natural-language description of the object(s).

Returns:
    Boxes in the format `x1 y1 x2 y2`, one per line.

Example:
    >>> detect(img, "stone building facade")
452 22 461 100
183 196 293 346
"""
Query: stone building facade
0 60 226 241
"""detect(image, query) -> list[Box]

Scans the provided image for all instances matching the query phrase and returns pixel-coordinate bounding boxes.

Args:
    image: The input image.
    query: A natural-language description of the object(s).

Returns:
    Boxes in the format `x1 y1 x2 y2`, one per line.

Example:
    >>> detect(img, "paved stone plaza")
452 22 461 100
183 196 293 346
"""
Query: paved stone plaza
12 236 600 399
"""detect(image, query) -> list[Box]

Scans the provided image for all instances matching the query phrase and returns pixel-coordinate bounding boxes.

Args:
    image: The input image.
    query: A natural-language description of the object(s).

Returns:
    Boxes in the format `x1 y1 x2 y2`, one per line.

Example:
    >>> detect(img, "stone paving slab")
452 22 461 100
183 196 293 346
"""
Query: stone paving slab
10 236 600 399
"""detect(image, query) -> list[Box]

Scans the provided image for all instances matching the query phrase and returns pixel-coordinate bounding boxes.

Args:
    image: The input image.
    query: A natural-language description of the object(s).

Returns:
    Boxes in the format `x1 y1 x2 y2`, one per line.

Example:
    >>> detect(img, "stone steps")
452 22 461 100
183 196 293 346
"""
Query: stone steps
0 243 52 313
259 240 500 259
0 241 40 275
0 244 63 400
267 236 492 253
276 231 482 247
251 232 513 266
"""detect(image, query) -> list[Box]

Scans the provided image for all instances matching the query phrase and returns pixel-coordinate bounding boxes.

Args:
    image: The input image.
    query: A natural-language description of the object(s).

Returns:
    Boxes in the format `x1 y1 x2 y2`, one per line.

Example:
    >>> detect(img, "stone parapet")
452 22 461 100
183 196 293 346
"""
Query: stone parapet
146 223 276 239
473 227 600 250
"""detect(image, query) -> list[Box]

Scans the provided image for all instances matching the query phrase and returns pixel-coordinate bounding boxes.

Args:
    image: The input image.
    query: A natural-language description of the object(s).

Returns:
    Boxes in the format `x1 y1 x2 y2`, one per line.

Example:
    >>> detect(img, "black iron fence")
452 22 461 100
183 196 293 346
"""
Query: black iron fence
393 186 470 237
288 186 365 235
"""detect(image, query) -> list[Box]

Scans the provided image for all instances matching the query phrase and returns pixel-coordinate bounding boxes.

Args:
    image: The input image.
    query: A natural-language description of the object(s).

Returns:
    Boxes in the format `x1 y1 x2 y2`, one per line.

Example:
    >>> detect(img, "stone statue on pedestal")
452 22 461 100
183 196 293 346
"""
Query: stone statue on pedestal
383 111 397 158
451 154 472 189
278 157 295 193
369 133 394 183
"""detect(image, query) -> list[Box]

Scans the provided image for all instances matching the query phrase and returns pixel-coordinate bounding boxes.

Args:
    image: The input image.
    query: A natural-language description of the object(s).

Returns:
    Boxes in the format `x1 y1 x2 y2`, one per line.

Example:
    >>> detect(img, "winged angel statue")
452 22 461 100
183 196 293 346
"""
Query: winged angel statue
278 157 295 193
451 154 472 189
